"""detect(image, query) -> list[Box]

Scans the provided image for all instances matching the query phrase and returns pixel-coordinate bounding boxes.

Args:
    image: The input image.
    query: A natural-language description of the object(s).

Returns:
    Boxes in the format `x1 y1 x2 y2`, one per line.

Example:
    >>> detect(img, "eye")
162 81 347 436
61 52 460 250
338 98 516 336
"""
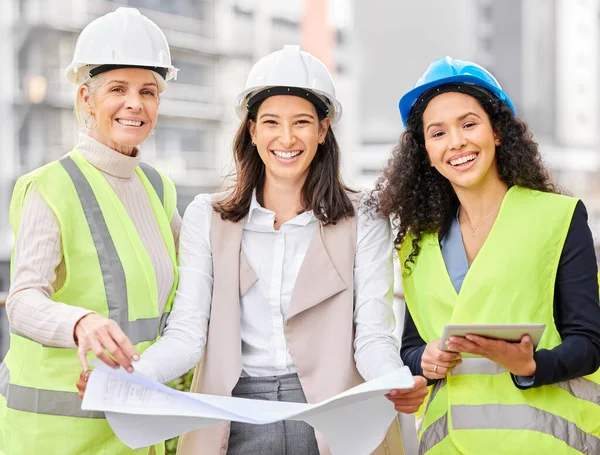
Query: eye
463 121 477 129
142 90 156 97
295 119 310 125
431 131 445 138
111 87 125 93
263 119 277 125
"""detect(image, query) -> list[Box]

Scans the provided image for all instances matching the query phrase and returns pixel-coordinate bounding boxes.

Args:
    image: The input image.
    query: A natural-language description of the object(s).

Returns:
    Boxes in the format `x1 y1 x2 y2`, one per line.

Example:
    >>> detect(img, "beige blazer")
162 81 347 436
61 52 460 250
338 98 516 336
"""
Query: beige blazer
177 194 405 455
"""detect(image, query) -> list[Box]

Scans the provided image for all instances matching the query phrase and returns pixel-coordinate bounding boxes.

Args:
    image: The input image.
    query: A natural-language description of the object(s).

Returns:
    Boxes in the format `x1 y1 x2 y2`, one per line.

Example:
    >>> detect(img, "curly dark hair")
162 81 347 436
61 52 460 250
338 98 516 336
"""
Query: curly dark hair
370 85 559 270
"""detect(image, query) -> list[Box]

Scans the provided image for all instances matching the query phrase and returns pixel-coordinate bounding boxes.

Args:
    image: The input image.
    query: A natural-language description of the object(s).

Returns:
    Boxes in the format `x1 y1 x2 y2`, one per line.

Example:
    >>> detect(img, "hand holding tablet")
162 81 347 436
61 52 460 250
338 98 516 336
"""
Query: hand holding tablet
440 324 546 358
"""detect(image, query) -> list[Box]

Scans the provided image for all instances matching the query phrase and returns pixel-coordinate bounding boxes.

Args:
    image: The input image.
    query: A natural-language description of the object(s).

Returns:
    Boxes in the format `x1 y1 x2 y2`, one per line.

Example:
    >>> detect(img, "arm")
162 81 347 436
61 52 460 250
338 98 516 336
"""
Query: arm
353 205 405 381
400 310 427 376
133 194 214 383
170 208 182 254
6 183 94 348
513 200 600 388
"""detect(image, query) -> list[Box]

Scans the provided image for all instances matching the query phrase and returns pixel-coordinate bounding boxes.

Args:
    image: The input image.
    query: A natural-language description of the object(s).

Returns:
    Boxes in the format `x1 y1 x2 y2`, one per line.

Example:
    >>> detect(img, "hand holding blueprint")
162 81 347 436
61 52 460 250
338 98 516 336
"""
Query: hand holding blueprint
82 361 415 455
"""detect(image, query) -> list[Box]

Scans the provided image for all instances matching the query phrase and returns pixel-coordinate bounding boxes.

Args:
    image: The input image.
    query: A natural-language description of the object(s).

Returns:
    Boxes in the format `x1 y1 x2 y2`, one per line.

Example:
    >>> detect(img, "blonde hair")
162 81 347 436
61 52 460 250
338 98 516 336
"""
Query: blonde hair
74 68 166 127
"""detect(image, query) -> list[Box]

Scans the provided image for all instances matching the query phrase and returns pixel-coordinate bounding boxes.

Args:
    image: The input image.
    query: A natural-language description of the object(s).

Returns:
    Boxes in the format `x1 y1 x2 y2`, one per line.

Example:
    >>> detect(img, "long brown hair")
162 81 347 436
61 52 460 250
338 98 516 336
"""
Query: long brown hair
214 97 355 224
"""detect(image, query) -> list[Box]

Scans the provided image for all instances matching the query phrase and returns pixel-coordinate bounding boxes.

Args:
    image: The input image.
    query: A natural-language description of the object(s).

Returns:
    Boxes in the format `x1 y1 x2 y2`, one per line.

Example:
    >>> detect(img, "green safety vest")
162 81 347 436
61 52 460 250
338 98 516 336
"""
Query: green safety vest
0 150 179 454
400 186 600 455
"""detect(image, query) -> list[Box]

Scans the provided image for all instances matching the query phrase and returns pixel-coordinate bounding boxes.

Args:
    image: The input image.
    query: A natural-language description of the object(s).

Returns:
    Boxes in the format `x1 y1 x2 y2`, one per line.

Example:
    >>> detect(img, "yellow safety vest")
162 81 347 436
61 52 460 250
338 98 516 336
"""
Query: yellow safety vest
400 186 600 454
0 150 179 454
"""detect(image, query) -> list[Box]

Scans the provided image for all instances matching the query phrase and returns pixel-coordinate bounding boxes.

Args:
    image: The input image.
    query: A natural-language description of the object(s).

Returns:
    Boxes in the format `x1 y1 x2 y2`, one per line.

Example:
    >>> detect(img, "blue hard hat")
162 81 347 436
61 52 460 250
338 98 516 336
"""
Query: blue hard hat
399 56 516 127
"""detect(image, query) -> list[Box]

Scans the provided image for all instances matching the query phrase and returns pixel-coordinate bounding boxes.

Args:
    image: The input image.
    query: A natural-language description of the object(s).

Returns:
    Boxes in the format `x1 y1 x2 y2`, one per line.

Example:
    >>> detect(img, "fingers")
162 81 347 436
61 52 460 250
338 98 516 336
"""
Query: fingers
77 344 90 372
101 327 134 372
387 388 426 399
519 335 533 350
76 370 91 400
387 377 429 399
422 341 462 379
76 315 139 370
425 364 451 379
395 404 423 414
386 379 428 414
109 324 140 362
386 396 427 413
89 333 119 369
446 336 483 355
425 342 462 362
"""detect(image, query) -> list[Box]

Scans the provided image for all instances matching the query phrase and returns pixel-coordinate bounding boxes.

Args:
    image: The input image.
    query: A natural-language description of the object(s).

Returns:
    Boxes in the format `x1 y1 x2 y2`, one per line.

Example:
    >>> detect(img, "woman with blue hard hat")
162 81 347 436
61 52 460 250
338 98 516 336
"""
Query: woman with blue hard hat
0 7 180 454
369 56 600 453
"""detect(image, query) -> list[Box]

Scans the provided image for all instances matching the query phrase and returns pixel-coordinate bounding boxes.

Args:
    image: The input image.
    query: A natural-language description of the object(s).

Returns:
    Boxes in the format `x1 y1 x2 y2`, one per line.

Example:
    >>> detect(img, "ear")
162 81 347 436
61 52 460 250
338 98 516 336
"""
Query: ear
247 119 257 143
318 117 330 144
79 85 93 114
494 132 501 146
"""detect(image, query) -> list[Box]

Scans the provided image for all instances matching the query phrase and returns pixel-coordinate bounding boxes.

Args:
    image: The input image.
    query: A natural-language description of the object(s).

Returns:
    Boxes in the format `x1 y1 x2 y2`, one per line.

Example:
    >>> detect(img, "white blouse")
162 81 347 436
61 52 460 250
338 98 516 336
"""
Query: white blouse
135 191 404 383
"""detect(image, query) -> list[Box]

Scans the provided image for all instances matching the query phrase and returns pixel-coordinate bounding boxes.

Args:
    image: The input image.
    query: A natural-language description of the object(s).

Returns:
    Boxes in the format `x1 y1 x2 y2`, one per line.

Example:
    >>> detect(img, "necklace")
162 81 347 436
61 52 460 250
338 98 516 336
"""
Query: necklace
460 206 500 237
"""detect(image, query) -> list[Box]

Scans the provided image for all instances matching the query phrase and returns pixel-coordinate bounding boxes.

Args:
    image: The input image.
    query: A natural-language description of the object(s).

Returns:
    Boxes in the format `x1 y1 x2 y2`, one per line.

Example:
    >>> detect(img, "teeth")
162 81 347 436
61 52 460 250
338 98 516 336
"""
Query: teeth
117 119 142 127
273 150 301 159
450 154 477 166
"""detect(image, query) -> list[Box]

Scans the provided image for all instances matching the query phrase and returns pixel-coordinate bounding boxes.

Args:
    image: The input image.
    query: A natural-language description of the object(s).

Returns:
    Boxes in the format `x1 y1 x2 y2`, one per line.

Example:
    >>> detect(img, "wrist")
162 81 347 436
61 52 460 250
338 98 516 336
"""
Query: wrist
516 358 536 377
73 313 93 345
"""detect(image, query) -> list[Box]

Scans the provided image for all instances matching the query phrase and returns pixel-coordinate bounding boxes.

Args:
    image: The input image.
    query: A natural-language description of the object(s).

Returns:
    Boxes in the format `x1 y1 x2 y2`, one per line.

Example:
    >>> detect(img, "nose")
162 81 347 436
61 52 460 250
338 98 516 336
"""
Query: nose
125 92 143 113
279 124 296 148
448 127 467 151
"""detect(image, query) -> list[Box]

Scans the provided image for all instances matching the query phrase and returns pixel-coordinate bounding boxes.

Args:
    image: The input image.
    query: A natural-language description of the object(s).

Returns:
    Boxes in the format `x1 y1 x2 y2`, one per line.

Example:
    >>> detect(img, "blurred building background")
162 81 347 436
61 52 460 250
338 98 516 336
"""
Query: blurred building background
2 1 600 451
1 0 600 415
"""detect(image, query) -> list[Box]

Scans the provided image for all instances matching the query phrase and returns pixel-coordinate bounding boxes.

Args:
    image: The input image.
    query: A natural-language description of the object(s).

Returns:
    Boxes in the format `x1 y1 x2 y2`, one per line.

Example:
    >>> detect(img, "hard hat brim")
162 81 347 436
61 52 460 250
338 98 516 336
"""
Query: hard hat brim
235 85 342 125
66 62 178 84
399 74 516 127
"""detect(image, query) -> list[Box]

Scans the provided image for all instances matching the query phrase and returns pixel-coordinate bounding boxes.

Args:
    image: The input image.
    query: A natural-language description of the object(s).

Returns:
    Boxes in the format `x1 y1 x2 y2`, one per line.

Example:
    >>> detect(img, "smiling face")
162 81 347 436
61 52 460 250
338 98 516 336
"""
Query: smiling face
81 68 160 155
248 95 329 186
422 91 502 191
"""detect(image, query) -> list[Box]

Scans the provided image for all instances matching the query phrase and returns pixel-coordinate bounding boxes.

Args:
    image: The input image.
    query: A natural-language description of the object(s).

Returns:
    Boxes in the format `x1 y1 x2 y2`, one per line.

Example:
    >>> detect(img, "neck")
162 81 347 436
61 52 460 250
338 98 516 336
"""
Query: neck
261 175 306 224
454 177 508 226
88 129 138 157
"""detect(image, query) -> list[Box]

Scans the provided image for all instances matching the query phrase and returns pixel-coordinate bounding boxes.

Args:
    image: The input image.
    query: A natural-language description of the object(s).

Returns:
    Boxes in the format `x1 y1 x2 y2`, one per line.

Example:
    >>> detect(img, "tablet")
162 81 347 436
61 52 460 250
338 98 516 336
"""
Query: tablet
439 324 546 356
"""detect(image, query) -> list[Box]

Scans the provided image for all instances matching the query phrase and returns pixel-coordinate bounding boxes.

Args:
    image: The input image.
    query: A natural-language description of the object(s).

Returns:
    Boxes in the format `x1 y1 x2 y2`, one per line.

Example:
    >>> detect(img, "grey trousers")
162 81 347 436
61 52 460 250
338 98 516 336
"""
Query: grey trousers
227 373 320 455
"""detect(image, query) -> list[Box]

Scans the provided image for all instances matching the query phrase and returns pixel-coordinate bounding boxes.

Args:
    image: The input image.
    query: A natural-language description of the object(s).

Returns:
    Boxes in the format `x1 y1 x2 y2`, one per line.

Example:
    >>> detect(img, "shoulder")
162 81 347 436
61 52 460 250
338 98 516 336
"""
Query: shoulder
349 190 386 223
185 193 215 218
567 199 589 233
514 186 577 208
348 190 392 241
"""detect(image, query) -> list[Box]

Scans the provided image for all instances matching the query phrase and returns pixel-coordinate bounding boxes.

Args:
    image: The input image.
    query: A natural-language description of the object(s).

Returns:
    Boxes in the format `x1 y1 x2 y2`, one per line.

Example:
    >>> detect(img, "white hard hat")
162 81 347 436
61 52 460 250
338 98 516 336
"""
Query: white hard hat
65 7 178 84
235 45 342 125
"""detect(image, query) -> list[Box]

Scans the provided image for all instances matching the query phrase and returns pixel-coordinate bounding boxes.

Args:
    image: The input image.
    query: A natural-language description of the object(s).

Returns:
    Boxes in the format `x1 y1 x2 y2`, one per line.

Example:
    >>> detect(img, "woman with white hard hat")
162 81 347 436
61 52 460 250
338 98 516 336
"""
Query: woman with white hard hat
0 7 180 454
76 45 428 455
370 56 600 454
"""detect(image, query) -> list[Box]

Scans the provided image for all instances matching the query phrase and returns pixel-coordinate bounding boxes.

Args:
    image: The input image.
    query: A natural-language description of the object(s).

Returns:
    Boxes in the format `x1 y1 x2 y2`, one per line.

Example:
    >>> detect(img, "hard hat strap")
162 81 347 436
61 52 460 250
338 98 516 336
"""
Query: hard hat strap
247 86 329 118
89 64 168 80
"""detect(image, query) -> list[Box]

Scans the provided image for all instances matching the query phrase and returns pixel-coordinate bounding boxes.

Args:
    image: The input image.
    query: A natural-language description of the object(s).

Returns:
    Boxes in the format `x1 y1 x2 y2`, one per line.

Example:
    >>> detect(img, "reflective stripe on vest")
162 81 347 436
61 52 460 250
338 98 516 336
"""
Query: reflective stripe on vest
138 161 171 334
420 359 600 452
421 405 600 454
419 412 447 455
451 358 600 405
60 156 160 343
0 361 104 418
138 162 164 206
0 157 166 418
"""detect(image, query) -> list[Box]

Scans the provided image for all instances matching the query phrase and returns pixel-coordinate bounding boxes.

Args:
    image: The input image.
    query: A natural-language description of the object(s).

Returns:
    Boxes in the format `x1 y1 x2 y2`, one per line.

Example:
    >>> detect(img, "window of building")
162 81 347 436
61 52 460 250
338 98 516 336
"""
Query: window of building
272 16 299 29
480 4 493 22
153 125 216 171
233 4 254 19
124 0 209 20
171 60 215 87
